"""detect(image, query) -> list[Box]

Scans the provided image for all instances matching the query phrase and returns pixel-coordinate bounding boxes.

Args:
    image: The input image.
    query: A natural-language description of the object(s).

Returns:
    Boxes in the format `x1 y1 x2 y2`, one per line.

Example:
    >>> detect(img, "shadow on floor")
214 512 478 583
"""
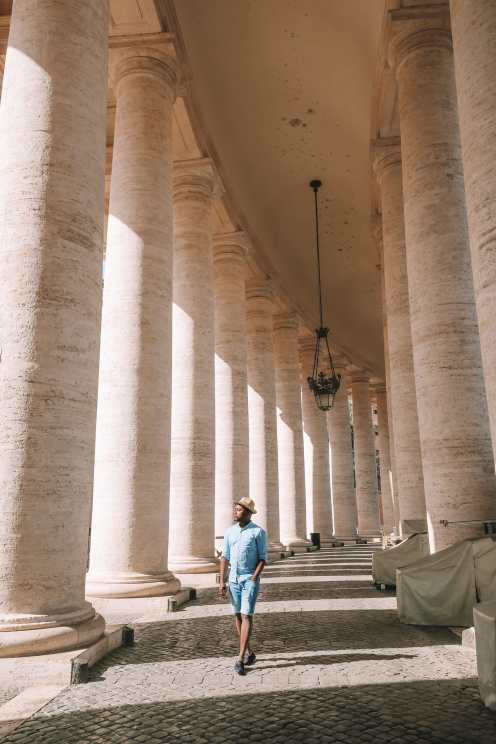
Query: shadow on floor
89 608 460 670
188 581 391 607
247 651 418 671
4 678 493 744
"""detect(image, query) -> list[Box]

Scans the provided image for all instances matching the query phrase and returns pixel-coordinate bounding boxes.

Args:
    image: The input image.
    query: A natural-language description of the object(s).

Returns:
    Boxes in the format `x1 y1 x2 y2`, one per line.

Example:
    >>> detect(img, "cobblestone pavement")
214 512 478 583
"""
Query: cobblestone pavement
4 545 496 743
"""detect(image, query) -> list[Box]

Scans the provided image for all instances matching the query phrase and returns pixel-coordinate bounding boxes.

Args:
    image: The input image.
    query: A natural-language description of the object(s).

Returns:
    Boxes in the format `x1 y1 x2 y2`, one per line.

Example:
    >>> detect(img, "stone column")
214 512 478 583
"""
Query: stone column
299 337 333 539
390 7 496 550
168 159 218 573
246 279 284 552
376 215 401 534
327 364 358 537
213 233 249 545
374 385 395 533
451 0 496 463
87 41 180 598
0 0 108 656
373 140 426 528
273 313 311 549
350 373 381 535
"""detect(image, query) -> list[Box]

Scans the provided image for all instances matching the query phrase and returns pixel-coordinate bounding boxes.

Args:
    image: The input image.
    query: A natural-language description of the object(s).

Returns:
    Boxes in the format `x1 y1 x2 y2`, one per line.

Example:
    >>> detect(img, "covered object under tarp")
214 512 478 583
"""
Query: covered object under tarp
373 533 429 587
397 537 496 626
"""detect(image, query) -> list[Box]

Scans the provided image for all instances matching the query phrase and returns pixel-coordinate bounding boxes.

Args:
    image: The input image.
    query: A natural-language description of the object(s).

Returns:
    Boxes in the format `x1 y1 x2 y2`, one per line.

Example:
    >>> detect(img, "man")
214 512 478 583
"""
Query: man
219 497 268 675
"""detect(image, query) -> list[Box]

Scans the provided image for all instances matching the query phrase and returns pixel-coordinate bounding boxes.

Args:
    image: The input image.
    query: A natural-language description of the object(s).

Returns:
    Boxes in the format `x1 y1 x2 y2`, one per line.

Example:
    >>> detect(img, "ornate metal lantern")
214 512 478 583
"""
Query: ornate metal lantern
307 179 341 411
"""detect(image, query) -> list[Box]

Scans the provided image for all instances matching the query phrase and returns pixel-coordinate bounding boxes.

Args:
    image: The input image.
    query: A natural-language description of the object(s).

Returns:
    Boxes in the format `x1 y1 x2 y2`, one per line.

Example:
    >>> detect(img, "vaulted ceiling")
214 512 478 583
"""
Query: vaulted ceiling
175 0 387 373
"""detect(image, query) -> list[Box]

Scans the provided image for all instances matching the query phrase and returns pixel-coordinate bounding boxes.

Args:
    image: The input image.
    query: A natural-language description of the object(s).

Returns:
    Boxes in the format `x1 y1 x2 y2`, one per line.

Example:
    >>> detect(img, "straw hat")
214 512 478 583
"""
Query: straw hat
235 497 257 514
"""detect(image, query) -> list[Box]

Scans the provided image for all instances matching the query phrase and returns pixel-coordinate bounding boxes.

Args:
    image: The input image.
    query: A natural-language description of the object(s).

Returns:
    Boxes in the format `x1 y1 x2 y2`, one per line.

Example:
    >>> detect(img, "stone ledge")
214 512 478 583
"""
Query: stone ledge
0 622 131 736
91 587 196 624
0 685 65 741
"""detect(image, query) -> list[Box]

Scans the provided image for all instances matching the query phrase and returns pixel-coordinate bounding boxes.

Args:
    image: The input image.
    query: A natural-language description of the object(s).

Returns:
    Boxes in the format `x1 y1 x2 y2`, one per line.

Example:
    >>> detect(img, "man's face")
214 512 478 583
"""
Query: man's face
233 504 249 522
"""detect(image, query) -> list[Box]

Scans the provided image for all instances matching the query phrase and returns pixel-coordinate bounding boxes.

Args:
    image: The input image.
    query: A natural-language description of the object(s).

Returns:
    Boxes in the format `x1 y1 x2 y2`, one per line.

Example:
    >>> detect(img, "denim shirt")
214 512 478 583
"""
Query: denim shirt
222 521 268 584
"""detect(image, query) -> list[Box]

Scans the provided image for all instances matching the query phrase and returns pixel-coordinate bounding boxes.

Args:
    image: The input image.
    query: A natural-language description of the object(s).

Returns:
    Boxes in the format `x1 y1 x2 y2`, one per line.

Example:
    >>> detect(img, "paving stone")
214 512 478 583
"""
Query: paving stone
2 547 496 743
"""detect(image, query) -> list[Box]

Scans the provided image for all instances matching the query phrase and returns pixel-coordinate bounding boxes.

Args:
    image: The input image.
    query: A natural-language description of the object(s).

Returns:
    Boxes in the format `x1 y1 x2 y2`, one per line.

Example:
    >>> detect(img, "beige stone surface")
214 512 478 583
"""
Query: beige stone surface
213 233 249 543
451 0 496 465
327 366 357 537
391 8 496 551
350 375 380 535
373 141 426 529
0 685 65 738
0 0 108 655
273 313 310 549
88 42 180 599
300 337 333 539
374 385 395 534
246 280 283 551
168 159 218 573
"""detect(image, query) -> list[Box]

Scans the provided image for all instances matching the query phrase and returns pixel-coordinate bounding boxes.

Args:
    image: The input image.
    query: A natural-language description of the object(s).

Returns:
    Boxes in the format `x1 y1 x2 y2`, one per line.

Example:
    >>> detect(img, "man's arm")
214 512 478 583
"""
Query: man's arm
219 556 229 597
251 529 268 581
250 558 266 582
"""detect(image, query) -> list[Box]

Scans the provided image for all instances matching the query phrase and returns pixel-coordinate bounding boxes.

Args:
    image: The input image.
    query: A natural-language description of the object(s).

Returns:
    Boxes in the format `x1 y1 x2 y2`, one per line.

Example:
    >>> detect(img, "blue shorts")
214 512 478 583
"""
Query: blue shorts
229 577 260 616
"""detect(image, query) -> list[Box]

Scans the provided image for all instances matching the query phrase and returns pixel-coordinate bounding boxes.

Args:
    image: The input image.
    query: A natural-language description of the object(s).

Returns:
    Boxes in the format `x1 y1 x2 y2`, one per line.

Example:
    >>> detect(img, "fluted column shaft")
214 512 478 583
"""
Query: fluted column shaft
0 0 108 656
168 160 217 573
327 366 357 537
273 313 310 548
451 0 496 463
88 43 180 598
351 375 381 534
246 280 283 550
373 141 426 528
391 9 496 550
300 339 333 538
374 386 395 533
213 234 249 542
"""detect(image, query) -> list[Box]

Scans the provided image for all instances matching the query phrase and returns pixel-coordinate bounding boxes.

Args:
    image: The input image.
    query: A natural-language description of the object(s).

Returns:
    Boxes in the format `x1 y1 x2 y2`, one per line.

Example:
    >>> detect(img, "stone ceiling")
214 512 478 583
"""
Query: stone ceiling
174 0 387 374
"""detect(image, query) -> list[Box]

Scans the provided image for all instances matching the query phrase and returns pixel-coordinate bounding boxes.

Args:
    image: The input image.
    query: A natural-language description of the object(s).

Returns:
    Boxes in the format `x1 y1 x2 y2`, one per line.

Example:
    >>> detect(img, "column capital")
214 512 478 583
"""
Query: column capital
109 34 178 96
388 7 452 74
273 311 300 333
299 334 316 359
349 370 371 385
213 231 249 264
246 277 274 304
372 137 402 183
173 158 223 203
371 380 387 398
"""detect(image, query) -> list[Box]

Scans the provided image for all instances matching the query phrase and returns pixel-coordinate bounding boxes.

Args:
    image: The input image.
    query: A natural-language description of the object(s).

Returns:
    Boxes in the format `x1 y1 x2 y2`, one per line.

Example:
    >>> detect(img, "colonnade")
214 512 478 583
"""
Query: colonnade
375 0 496 552
0 2 400 658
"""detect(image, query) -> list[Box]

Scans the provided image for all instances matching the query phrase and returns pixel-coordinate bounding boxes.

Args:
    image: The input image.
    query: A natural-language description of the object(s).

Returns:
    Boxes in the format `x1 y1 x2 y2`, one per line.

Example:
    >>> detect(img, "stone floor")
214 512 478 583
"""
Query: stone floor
3 545 496 743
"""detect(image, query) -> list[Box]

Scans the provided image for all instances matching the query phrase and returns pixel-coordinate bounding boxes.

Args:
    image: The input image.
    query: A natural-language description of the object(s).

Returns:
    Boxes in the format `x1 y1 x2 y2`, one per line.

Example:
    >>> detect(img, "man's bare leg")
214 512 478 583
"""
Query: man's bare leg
234 613 252 660
239 614 253 661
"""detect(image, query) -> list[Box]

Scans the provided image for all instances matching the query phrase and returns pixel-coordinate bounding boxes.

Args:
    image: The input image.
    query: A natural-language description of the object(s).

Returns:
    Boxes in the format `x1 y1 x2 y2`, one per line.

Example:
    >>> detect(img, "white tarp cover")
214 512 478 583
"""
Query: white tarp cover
474 600 496 711
401 519 428 536
372 533 429 587
397 537 494 626
476 544 496 603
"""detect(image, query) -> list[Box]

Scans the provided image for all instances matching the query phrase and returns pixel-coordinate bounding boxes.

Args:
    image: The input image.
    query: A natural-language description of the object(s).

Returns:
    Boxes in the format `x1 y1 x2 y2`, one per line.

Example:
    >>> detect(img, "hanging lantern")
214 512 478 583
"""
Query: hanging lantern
307 179 341 411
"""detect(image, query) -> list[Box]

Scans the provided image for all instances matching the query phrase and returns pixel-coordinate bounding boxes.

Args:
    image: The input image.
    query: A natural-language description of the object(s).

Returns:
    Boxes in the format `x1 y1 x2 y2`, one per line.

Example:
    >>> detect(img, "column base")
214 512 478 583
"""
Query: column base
0 610 104 659
168 556 219 574
356 534 382 544
267 541 286 560
85 571 181 599
283 538 314 552
319 538 345 547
